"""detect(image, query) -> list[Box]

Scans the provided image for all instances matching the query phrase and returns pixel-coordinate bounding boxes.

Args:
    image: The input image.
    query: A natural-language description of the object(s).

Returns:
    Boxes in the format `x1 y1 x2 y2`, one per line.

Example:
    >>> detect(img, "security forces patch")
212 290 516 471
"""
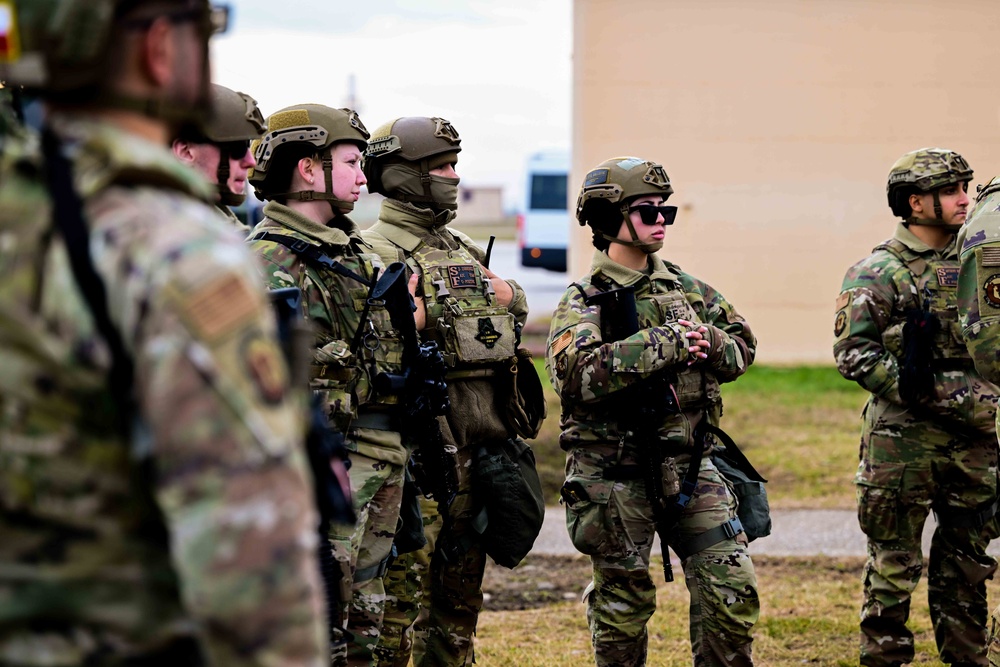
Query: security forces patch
584 168 610 187
475 318 502 349
984 274 1000 308
448 265 477 289
834 310 848 337
936 267 959 288
243 332 288 404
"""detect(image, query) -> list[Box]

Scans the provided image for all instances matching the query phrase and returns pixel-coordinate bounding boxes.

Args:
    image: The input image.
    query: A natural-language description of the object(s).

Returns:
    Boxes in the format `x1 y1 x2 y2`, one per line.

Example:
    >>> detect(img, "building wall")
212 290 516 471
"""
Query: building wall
573 0 1000 364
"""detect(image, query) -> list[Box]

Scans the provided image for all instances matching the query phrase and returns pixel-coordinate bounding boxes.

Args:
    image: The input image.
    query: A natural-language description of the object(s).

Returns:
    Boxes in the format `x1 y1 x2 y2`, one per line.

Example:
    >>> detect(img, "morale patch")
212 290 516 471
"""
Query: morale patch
243 332 287 404
584 168 610 187
550 329 573 357
982 246 1000 267
936 266 959 288
615 157 644 171
984 275 1000 308
834 310 848 337
475 318 502 349
447 264 477 289
183 274 258 340
835 292 850 310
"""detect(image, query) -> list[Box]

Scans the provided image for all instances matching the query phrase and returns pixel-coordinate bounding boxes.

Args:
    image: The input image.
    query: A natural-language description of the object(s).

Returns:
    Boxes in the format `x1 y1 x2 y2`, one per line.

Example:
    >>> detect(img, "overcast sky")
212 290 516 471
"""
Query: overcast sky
211 0 571 209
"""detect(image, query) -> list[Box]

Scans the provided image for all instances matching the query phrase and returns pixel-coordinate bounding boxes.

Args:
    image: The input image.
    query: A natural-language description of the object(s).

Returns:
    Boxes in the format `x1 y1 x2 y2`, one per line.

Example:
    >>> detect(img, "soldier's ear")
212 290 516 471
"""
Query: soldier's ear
172 139 196 165
909 192 926 217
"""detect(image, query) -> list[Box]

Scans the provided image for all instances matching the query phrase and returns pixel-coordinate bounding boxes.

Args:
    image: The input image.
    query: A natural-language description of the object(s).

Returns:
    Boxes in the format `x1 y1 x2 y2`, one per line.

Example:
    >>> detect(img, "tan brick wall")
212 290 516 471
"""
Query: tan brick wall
572 0 1000 363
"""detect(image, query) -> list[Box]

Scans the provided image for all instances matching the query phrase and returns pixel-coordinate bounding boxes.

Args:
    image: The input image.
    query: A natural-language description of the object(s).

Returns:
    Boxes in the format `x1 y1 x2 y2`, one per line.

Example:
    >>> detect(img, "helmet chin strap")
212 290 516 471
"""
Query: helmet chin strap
599 207 662 254
215 155 246 207
273 153 355 211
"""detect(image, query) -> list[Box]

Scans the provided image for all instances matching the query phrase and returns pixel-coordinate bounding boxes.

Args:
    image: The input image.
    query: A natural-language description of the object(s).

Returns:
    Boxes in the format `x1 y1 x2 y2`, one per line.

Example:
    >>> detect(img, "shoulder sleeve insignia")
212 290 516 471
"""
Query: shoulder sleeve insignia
550 329 574 357
983 274 1000 309
834 310 849 338
835 291 850 310
182 274 259 341
981 246 1000 267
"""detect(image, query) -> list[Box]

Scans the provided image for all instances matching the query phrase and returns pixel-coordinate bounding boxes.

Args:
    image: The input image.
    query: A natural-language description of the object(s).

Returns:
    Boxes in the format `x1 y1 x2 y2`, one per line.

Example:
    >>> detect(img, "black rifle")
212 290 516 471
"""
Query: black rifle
899 287 940 405
269 287 355 657
368 263 458 560
579 282 688 582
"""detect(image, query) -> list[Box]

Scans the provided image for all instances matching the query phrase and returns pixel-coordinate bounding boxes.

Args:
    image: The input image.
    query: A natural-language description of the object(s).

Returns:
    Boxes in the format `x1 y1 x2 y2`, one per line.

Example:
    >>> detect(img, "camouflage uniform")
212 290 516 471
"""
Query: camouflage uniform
836 220 1000 666
248 199 407 665
364 196 530 667
0 113 328 665
547 247 758 667
959 174 1000 667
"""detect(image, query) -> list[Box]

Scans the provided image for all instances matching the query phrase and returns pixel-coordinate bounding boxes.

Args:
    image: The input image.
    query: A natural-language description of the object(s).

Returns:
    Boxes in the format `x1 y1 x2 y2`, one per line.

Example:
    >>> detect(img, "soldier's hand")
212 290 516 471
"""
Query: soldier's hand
678 319 710 364
409 273 427 331
481 264 514 307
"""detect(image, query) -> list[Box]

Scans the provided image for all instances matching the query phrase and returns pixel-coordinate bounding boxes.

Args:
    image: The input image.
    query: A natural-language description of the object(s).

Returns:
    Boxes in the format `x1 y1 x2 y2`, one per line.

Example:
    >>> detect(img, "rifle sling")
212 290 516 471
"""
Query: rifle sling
41 126 135 438
249 231 371 286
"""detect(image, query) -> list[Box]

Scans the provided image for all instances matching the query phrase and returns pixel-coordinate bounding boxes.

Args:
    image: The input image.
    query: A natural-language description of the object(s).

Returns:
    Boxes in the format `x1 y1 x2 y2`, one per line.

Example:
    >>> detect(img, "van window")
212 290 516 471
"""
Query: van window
530 174 568 211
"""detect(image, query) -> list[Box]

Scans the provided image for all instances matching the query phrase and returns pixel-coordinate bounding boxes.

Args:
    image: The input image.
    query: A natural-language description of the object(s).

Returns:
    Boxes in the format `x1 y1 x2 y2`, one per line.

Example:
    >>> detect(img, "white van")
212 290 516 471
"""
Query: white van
518 149 568 272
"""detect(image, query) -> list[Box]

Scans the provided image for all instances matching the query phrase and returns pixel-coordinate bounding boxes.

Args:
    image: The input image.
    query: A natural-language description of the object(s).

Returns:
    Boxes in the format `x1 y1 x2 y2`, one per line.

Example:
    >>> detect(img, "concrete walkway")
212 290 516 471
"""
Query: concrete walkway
532 507 1000 558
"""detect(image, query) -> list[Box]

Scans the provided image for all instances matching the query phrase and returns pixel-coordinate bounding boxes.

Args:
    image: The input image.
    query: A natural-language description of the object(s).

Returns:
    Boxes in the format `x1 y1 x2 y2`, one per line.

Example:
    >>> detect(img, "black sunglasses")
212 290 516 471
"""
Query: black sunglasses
218 139 250 161
628 204 678 226
123 4 229 37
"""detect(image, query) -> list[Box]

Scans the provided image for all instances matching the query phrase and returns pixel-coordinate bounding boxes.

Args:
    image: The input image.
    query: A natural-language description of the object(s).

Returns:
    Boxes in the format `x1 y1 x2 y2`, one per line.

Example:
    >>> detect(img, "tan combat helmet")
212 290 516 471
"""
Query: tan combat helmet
886 147 973 228
363 116 462 211
249 104 369 210
194 84 265 206
576 156 675 252
0 0 228 121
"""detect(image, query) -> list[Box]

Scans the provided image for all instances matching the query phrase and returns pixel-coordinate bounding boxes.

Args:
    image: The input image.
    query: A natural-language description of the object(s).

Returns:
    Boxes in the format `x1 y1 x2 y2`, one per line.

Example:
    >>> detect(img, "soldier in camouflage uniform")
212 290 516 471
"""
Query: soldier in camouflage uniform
362 117 530 667
172 83 266 234
957 172 1000 667
246 104 411 666
0 1 329 665
835 148 1000 667
546 156 759 667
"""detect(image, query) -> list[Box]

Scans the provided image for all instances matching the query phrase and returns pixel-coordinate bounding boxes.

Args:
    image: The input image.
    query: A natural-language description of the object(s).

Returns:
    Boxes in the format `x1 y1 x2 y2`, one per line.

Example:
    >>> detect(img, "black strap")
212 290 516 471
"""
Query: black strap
671 517 744 560
41 126 134 437
701 423 767 483
249 231 371 286
934 496 1000 530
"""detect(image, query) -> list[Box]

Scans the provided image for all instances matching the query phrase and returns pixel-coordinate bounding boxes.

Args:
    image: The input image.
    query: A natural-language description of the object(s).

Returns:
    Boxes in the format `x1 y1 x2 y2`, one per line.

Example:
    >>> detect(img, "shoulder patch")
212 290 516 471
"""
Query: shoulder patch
835 292 850 310
983 274 1000 309
182 274 259 340
834 309 849 339
981 246 1000 267
550 329 574 357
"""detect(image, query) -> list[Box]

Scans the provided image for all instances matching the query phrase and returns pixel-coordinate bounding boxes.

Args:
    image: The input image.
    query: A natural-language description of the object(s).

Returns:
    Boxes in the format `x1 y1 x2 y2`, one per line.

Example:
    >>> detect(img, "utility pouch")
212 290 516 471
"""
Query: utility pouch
447 306 517 363
702 424 771 542
661 457 681 496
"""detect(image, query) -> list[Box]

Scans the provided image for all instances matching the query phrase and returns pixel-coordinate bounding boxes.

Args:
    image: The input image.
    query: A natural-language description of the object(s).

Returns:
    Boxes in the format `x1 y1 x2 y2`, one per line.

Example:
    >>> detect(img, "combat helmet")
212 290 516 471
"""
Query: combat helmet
576 156 676 253
0 0 227 120
185 84 265 206
886 147 973 228
249 104 369 211
363 116 462 212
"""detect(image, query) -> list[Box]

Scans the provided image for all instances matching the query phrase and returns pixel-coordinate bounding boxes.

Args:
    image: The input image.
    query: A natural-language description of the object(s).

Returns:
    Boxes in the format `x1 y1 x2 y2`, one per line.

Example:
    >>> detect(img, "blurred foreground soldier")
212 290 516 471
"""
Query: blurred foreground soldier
545 156 759 666
172 83 266 234
0 0 329 665
363 117 543 667
835 148 999 667
247 104 411 665
959 173 1000 667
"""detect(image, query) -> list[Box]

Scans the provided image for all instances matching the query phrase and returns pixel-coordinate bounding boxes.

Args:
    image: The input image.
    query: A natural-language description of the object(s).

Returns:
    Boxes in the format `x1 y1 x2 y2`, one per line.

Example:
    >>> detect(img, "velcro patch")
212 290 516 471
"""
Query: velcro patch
242 332 287 404
183 274 259 340
983 274 1000 308
835 292 850 310
982 247 1000 267
584 168 610 187
447 264 477 289
834 309 848 338
936 266 959 288
550 329 573 356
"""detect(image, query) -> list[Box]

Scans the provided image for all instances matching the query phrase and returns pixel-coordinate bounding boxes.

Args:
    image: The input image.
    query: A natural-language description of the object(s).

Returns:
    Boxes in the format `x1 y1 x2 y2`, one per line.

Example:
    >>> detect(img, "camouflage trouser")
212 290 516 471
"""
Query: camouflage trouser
329 451 405 667
375 442 486 667
990 605 1000 667
856 397 999 667
564 444 759 667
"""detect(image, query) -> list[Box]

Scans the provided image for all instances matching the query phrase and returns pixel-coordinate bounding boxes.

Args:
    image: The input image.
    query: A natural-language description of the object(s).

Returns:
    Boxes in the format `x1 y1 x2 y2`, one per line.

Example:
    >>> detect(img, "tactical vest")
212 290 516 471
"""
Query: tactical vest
410 237 518 370
585 274 720 412
249 230 407 430
876 238 968 363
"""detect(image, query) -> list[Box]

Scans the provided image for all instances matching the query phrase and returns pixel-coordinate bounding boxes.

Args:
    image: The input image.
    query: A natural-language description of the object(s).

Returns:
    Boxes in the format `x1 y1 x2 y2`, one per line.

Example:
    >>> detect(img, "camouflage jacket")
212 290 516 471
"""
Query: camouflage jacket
546 250 755 451
835 221 998 433
960 176 1000 389
0 115 326 665
361 198 529 446
248 202 407 465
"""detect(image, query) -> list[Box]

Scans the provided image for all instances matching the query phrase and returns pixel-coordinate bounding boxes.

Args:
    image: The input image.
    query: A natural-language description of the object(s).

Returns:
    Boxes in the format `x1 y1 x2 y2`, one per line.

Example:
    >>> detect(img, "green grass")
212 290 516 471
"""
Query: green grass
526 363 868 509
